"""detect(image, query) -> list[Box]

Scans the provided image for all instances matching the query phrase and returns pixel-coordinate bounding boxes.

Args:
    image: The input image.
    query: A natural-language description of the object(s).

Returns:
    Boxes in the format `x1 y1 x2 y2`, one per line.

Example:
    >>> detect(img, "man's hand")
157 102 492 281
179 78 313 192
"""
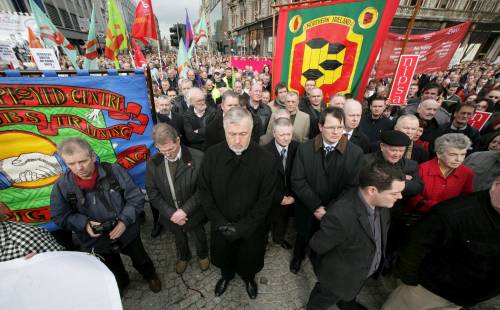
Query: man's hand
405 174 413 181
218 224 237 240
86 220 102 238
170 209 188 226
109 221 126 240
281 196 295 206
24 252 37 260
314 206 327 220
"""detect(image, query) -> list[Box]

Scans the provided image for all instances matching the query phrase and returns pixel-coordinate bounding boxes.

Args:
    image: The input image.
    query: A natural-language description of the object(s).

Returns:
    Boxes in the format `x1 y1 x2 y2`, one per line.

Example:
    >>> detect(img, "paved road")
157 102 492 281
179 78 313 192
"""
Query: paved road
121 208 500 310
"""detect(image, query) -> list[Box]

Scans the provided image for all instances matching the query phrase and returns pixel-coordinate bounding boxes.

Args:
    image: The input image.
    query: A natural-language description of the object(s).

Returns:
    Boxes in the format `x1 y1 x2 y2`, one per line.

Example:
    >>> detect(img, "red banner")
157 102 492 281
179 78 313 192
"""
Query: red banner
388 55 419 105
376 22 471 79
231 56 272 73
469 111 492 131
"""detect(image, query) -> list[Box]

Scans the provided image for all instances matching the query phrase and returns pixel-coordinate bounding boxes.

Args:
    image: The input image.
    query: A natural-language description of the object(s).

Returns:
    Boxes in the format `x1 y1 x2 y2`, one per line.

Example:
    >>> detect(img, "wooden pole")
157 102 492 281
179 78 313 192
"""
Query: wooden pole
400 0 423 55
146 66 158 124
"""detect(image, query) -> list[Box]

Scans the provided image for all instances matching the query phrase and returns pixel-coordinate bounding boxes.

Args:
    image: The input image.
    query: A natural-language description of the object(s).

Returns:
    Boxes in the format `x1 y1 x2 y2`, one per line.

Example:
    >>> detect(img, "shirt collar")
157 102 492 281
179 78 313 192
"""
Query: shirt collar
323 140 339 149
165 147 182 163
275 141 288 154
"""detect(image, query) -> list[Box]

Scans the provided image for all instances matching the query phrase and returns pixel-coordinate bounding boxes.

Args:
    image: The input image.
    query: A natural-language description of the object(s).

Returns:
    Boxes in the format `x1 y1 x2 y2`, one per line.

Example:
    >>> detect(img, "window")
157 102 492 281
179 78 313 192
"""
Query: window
59 8 74 29
71 14 79 30
466 0 478 11
45 3 63 27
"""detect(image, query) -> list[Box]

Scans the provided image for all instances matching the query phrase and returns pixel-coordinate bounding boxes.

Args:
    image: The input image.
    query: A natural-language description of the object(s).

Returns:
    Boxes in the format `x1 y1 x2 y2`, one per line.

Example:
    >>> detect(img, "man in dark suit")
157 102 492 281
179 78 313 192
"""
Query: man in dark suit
290 107 364 274
264 118 299 249
299 87 326 139
172 79 193 115
156 95 182 135
182 87 215 150
307 161 406 310
343 99 370 153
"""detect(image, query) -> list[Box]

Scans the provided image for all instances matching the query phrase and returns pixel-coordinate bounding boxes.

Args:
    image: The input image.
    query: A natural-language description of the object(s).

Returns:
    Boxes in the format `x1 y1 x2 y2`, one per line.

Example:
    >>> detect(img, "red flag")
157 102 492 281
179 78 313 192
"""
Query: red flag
132 40 147 68
131 0 158 44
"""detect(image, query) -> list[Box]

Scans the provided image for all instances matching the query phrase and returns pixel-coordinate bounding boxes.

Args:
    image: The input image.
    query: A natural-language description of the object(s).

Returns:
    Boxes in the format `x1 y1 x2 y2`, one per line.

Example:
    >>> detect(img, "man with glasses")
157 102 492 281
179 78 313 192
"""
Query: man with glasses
290 107 364 274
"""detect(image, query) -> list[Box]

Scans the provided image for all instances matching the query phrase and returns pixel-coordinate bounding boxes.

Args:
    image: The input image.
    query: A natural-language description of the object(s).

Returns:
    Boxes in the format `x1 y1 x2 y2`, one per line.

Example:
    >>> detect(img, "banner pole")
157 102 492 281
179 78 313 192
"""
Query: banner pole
271 0 277 98
146 65 158 123
400 0 422 55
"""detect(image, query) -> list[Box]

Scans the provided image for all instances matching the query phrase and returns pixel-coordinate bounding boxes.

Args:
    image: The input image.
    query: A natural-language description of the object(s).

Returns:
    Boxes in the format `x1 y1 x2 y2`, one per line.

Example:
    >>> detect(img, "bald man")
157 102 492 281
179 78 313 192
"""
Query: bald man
343 99 370 153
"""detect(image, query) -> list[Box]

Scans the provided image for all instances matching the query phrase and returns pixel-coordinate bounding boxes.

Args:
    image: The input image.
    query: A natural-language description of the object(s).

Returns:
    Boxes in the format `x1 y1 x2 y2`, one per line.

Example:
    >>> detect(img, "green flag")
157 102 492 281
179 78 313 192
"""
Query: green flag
273 0 399 102
83 5 98 70
177 38 189 78
29 0 79 69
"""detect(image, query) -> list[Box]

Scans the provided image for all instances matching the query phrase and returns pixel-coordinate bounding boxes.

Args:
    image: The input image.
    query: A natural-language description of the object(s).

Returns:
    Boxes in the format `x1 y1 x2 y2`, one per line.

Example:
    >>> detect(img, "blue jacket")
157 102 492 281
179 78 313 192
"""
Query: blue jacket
50 163 144 251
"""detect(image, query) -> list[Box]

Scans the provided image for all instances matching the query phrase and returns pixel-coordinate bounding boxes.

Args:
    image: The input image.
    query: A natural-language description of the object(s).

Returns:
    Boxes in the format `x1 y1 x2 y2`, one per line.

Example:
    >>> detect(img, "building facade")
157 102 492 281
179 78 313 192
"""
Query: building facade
219 0 500 60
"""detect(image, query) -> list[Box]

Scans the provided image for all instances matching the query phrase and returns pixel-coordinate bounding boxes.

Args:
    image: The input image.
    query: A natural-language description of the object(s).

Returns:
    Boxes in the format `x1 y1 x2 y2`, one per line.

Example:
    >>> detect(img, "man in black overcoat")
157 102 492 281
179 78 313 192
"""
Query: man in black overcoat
198 107 277 299
264 118 299 249
290 107 364 274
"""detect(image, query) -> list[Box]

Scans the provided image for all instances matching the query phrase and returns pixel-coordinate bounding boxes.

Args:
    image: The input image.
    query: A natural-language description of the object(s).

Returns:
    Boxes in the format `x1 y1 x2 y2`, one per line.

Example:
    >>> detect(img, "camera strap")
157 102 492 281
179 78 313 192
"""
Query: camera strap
164 159 180 210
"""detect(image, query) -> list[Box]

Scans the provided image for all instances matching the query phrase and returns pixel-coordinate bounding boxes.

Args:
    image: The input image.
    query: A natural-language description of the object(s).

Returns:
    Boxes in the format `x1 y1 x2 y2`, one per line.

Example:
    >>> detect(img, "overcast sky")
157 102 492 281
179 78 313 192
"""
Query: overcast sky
151 0 201 39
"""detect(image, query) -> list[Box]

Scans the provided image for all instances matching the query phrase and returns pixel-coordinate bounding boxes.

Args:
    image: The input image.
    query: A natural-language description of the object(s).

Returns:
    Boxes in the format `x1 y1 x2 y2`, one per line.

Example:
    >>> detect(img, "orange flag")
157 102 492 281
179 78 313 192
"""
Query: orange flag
27 27 43 48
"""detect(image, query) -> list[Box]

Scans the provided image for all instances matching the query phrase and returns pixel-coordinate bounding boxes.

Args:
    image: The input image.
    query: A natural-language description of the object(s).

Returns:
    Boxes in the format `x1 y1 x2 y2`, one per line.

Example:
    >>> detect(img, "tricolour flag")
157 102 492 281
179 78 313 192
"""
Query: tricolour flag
273 0 400 102
105 0 129 68
194 15 208 44
131 0 158 44
83 5 98 70
29 0 79 68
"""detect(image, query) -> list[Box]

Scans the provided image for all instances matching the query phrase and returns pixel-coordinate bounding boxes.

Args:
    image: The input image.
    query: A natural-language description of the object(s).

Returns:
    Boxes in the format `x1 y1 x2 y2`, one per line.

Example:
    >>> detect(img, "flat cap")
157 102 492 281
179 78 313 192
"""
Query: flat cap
381 130 411 147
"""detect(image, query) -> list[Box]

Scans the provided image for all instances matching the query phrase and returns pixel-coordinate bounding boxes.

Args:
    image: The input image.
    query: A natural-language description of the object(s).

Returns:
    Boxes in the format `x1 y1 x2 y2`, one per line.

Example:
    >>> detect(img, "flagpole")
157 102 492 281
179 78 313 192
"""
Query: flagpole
272 0 277 96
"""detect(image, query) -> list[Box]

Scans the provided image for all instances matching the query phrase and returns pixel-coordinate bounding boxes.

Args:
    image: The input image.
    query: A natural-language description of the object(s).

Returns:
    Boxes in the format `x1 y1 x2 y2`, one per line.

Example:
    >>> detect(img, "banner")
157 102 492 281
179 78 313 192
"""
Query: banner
231 56 272 73
469 111 492 131
0 71 155 225
376 21 471 78
388 55 419 105
273 0 400 102
30 48 61 70
0 12 37 64
0 42 21 68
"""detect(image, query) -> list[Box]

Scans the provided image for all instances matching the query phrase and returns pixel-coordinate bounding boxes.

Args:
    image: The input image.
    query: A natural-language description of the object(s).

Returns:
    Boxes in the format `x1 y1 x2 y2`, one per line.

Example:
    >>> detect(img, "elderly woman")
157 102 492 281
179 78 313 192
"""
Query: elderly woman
408 133 475 212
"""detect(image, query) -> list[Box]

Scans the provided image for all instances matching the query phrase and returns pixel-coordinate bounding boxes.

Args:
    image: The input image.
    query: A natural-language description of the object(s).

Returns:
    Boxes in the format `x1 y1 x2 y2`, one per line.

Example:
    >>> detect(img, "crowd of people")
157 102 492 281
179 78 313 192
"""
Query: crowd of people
1 51 500 310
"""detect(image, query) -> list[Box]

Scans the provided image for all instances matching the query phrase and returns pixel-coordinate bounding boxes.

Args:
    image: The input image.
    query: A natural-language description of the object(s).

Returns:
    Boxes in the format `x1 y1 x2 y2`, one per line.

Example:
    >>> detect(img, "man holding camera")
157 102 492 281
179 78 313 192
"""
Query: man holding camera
50 137 161 295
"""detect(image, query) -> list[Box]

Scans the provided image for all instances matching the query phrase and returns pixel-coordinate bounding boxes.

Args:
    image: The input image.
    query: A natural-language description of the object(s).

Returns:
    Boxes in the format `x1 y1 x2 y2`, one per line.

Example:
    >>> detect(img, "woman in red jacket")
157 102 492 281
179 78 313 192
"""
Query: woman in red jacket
409 133 474 212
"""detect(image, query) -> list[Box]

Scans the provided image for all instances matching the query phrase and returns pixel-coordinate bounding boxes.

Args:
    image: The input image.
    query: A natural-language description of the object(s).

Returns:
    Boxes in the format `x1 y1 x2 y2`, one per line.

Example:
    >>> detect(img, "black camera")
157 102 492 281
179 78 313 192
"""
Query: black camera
91 219 118 235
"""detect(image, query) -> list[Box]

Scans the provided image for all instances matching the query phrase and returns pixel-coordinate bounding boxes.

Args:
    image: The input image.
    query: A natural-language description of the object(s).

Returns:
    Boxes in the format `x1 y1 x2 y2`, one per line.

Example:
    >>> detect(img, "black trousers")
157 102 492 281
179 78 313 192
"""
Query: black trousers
266 203 293 243
150 205 160 225
99 234 156 292
293 215 320 260
168 223 208 261
307 282 360 310
50 229 77 250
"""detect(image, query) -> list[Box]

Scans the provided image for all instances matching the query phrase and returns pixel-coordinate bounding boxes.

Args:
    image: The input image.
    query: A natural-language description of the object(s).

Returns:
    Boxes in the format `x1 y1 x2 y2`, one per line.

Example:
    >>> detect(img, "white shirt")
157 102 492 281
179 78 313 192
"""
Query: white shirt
343 129 354 140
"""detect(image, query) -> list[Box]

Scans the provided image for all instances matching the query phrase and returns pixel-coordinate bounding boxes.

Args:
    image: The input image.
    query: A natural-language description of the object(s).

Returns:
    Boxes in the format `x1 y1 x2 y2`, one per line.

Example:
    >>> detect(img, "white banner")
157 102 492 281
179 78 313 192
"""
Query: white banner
30 48 61 70
0 41 21 68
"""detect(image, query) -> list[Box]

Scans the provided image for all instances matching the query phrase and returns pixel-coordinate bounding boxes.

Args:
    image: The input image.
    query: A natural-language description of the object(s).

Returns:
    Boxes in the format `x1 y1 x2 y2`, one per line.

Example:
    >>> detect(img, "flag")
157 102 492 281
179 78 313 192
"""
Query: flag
177 38 189 78
185 9 193 51
105 0 129 68
83 5 98 70
194 15 208 44
29 0 79 68
27 27 43 48
131 0 158 44
132 39 147 68
273 0 400 102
